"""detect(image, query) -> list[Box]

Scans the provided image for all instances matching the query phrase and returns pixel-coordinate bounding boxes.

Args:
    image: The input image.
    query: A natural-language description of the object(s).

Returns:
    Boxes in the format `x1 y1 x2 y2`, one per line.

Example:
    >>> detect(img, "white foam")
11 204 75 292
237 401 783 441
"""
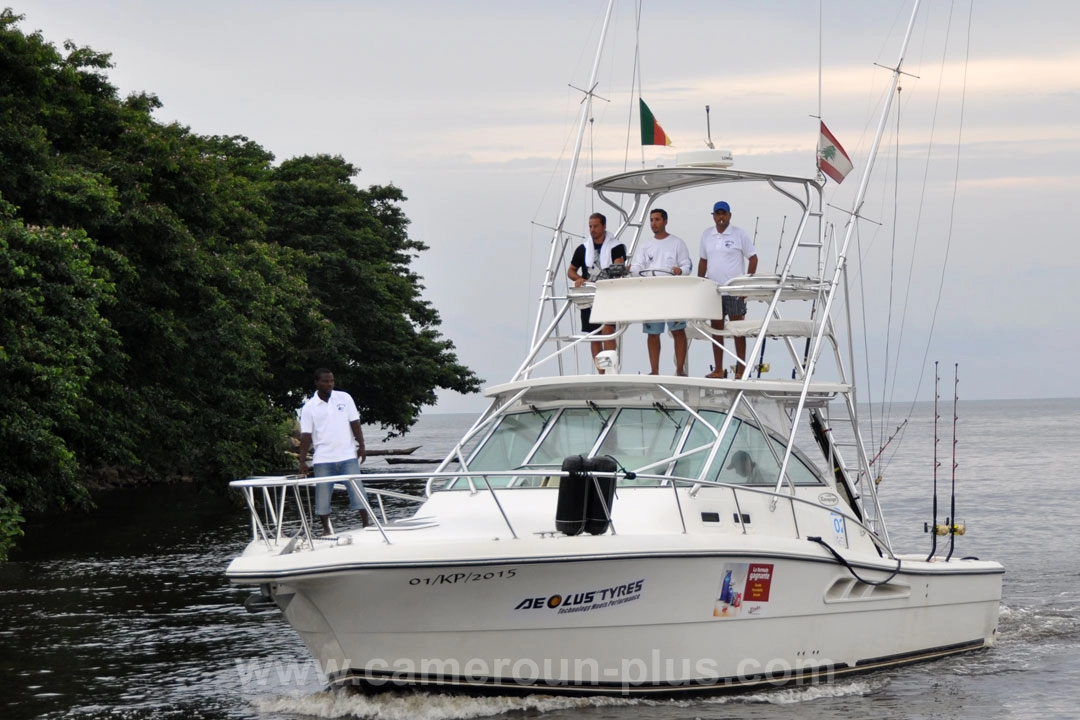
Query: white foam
250 677 890 719
997 602 1080 643
699 677 888 706
252 688 644 720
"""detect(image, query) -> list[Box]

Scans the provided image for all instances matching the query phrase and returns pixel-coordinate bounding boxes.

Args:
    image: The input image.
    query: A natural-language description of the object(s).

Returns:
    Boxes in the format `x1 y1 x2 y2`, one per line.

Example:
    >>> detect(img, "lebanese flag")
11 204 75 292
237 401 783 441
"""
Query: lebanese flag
640 99 673 146
817 121 853 183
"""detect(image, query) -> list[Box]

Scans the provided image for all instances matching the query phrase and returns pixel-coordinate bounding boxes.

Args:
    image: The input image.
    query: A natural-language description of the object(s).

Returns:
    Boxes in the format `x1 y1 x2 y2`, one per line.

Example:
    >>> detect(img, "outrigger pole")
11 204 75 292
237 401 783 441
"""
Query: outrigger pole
529 0 617 367
777 0 923 553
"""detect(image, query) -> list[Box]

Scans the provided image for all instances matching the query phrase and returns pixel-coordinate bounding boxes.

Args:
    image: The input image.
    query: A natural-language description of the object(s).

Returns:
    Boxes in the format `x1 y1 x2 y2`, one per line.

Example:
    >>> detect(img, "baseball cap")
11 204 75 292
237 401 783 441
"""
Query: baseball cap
712 201 731 213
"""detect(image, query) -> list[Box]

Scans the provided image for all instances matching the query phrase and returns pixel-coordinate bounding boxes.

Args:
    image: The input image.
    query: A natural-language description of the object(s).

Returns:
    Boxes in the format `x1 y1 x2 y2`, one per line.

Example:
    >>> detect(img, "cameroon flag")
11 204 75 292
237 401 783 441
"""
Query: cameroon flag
640 99 672 146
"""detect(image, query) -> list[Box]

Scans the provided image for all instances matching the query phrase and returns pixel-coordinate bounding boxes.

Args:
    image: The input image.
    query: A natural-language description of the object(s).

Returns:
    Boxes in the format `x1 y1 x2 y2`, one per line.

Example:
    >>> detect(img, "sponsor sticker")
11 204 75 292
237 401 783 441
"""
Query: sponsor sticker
513 579 645 614
714 562 774 619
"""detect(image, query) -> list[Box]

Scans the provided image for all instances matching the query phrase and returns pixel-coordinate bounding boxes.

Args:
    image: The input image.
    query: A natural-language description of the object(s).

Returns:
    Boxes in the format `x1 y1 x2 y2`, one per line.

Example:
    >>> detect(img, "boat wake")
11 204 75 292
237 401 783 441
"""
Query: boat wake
250 678 886 719
700 676 890 706
251 689 642 720
999 600 1080 643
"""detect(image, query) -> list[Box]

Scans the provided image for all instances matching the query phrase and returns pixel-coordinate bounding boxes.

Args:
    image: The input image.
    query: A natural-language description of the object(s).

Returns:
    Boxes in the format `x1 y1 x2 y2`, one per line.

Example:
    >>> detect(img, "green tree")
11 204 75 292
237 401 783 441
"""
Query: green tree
84 126 324 481
0 12 481 556
0 202 118 558
264 155 481 435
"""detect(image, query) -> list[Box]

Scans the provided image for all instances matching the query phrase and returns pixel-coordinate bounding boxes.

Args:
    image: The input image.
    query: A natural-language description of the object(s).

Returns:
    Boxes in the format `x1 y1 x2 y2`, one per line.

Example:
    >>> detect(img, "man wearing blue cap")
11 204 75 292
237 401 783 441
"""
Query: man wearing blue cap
698 201 758 378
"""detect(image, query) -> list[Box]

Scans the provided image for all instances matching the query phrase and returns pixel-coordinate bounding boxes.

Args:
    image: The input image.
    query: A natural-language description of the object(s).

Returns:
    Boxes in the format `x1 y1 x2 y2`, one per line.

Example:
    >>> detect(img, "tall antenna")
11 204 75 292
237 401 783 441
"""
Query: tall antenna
704 105 714 149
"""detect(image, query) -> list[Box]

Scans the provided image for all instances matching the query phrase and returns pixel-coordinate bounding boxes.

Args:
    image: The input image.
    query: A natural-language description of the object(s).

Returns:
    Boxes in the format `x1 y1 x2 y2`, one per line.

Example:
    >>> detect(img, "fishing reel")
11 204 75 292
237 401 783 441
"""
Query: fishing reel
925 520 966 536
731 363 769 378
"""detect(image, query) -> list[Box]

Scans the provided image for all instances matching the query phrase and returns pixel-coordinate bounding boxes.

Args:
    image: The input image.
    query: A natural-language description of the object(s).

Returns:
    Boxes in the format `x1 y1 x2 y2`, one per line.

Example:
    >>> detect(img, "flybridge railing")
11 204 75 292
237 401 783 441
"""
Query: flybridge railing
230 470 895 560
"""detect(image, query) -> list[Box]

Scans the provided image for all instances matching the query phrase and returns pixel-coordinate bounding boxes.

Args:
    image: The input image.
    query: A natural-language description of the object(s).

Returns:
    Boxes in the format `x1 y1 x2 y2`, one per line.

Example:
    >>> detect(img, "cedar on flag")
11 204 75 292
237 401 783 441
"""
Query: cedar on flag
817 121 854 183
640 99 673 146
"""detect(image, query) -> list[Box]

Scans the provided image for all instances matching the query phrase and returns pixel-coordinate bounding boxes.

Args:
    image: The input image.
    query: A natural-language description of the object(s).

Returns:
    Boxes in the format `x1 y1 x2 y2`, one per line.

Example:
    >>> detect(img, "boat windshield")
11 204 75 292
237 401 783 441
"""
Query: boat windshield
444 406 824 489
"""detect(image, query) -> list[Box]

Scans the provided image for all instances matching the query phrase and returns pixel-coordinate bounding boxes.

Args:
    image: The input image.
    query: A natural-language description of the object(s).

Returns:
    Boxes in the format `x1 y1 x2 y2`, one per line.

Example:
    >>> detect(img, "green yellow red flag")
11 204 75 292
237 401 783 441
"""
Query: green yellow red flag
640 99 673 146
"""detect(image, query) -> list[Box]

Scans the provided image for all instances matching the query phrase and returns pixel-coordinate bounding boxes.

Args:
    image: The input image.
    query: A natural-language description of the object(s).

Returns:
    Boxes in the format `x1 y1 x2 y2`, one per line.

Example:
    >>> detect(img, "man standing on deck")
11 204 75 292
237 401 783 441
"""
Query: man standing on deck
567 212 626 373
631 208 692 375
698 201 758 378
298 368 370 534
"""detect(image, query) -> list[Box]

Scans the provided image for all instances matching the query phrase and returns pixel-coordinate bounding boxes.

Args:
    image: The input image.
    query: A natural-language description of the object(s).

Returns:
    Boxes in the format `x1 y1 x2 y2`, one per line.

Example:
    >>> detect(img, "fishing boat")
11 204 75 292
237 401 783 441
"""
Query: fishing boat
226 0 1002 696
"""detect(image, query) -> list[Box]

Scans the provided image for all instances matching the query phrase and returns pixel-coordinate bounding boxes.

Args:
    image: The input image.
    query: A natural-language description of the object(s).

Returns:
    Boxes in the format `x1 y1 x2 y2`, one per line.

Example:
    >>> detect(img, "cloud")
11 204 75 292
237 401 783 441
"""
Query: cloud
962 174 1080 190
14 0 1080 411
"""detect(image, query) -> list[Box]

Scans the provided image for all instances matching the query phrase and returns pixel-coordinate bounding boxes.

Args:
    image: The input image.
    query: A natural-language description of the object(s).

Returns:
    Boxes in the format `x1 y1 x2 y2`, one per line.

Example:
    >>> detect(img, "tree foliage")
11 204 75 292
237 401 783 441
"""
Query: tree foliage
264 155 480 433
0 10 481 558
0 206 117 558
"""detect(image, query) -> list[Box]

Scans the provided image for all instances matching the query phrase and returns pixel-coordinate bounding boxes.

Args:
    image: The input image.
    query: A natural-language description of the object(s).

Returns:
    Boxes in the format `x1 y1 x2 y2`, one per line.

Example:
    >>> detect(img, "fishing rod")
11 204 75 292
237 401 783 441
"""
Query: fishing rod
773 216 787 273
925 362 942 560
946 364 964 560
755 215 789 379
749 217 767 378
793 220 825 381
868 417 907 469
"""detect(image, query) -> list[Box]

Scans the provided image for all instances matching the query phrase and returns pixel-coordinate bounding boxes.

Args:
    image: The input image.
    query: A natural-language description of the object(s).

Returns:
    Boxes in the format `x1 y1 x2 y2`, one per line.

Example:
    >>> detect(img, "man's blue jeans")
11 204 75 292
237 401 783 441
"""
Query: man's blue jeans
313 458 370 516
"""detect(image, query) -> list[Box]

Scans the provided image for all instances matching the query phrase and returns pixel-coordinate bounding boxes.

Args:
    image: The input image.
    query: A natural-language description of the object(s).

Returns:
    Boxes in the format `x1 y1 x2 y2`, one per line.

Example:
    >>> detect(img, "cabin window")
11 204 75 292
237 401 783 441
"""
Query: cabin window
775 442 826 486
467 412 549 473
712 423 825 486
441 405 823 491
444 411 552 489
672 411 738 482
529 408 606 466
596 408 690 484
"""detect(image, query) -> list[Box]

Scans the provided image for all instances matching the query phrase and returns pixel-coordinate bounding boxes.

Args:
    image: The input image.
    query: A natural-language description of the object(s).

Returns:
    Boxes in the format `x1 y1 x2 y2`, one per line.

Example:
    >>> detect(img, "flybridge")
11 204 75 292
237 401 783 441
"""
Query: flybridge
522 164 833 385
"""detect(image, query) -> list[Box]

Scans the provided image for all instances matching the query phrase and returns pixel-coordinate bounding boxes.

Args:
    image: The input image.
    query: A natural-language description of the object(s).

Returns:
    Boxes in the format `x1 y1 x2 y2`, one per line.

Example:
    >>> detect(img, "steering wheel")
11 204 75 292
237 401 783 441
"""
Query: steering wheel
638 268 676 277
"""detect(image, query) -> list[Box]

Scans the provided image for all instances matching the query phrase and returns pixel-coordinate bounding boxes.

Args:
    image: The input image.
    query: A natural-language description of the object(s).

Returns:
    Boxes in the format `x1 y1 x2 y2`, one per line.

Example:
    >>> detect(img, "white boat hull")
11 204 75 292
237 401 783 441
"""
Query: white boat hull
255 545 1000 695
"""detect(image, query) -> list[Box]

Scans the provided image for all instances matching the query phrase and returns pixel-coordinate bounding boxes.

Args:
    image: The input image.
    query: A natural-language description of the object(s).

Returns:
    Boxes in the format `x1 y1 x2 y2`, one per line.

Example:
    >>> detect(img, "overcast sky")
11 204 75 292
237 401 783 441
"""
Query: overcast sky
14 1 1080 412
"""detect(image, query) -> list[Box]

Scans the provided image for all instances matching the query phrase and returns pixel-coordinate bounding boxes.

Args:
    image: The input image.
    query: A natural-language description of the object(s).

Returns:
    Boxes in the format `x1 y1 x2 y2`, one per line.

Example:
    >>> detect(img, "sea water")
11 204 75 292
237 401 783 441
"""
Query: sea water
1 398 1078 719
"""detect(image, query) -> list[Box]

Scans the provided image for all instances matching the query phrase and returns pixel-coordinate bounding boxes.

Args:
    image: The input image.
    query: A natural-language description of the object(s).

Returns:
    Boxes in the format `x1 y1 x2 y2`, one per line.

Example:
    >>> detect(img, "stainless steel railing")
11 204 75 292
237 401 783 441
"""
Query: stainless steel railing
230 469 892 558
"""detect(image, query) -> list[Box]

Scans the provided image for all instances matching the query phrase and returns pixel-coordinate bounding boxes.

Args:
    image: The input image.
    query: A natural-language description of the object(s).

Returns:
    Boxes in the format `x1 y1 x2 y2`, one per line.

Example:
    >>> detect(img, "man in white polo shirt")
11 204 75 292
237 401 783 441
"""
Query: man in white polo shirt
698 201 758 378
298 368 370 534
632 208 692 375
